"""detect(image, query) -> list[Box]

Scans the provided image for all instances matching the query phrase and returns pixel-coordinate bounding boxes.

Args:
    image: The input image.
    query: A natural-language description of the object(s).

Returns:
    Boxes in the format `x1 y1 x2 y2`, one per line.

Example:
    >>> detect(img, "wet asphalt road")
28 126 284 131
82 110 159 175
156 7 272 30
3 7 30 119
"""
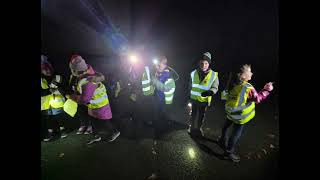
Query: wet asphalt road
41 94 279 180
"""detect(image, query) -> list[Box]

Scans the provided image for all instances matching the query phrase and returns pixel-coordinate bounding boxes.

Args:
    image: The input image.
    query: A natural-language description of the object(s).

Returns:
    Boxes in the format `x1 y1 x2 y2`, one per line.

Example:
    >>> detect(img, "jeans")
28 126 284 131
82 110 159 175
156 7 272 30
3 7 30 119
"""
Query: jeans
220 119 246 153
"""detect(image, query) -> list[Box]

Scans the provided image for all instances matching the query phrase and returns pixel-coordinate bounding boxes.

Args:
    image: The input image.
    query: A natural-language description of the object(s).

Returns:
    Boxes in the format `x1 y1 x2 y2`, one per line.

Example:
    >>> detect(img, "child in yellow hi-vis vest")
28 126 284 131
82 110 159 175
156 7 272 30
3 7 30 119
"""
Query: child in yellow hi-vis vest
41 55 68 142
219 64 274 162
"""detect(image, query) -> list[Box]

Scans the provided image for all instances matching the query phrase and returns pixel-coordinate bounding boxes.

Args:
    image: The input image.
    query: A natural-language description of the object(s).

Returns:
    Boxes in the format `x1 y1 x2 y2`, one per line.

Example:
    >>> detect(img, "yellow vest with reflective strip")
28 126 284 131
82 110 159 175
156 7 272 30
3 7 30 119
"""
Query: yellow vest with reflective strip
141 66 155 96
225 81 255 124
190 69 218 105
41 77 65 110
164 78 175 104
77 77 110 109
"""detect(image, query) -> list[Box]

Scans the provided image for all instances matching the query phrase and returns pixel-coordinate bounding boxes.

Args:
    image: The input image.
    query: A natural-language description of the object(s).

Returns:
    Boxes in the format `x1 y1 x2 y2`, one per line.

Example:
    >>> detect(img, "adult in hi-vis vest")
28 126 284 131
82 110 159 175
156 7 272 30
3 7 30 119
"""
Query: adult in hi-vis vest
67 55 120 145
142 56 176 145
41 55 68 142
188 52 219 137
219 64 274 162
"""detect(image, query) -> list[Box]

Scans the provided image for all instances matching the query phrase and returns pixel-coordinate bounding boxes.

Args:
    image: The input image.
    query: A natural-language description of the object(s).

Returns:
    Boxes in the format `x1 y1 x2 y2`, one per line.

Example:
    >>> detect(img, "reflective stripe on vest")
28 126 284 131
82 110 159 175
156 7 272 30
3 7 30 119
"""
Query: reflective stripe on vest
88 83 109 109
142 66 154 96
190 69 218 104
77 77 110 109
164 78 175 104
225 82 256 124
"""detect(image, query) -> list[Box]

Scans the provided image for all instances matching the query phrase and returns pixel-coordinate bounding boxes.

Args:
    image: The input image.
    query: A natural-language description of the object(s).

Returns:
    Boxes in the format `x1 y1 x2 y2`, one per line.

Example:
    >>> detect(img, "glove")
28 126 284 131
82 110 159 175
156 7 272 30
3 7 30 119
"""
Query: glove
263 82 274 91
201 90 214 97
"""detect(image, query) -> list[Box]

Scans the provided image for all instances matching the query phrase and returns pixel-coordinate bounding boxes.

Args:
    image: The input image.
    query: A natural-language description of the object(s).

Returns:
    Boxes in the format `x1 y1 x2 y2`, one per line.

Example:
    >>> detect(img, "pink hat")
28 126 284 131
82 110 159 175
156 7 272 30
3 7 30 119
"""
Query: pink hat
69 55 88 72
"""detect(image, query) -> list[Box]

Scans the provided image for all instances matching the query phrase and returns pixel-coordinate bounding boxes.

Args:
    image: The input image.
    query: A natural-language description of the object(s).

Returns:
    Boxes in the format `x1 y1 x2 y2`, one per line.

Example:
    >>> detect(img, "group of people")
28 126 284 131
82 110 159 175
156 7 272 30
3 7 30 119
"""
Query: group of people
41 51 274 163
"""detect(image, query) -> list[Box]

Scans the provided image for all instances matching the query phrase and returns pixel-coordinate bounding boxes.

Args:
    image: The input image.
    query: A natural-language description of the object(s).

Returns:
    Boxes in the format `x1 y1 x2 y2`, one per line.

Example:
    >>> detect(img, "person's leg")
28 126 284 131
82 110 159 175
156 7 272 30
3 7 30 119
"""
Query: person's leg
219 119 233 148
198 104 208 135
131 101 142 139
105 119 121 142
77 106 87 134
87 116 102 144
43 115 55 142
190 101 198 131
83 107 93 134
90 116 99 136
41 112 48 140
191 103 203 137
153 100 163 141
227 123 245 153
225 123 245 162
55 112 68 138
158 104 167 139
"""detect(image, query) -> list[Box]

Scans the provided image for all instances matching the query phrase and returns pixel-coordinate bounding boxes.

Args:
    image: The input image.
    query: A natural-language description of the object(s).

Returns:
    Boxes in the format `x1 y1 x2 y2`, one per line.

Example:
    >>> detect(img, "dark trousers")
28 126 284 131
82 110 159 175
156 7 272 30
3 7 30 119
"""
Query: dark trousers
153 97 170 140
88 115 118 138
41 113 47 139
42 112 66 133
126 101 143 138
77 105 91 127
220 119 246 153
190 101 208 131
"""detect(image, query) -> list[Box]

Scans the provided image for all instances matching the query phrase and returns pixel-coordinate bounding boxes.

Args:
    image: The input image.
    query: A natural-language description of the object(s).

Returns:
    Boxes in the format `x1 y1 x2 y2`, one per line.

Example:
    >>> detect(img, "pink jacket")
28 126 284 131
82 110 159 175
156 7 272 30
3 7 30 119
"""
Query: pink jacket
71 65 112 120
247 88 270 104
71 73 112 120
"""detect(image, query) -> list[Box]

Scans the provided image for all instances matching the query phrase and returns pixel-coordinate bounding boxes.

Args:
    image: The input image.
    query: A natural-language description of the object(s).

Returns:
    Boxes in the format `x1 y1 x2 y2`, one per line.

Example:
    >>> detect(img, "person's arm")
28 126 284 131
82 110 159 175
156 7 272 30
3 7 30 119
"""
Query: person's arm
201 74 219 97
209 76 219 94
247 85 271 104
71 82 97 105
151 75 173 92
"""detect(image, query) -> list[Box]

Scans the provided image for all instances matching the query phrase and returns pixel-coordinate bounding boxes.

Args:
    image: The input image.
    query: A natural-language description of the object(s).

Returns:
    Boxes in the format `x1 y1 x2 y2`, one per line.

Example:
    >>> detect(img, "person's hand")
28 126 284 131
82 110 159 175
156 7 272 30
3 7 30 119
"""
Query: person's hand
264 82 274 91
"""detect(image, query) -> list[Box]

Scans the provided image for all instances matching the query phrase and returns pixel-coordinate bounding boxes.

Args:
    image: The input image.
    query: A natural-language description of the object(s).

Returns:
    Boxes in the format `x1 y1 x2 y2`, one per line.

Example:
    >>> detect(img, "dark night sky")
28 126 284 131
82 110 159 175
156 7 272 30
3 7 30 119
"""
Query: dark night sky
41 0 278 101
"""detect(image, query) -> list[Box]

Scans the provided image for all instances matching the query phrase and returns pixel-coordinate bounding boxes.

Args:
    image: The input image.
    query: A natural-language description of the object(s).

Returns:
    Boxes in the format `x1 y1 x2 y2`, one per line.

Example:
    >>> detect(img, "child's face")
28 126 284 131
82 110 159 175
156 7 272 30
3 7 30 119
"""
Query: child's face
241 66 253 81
199 60 210 72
